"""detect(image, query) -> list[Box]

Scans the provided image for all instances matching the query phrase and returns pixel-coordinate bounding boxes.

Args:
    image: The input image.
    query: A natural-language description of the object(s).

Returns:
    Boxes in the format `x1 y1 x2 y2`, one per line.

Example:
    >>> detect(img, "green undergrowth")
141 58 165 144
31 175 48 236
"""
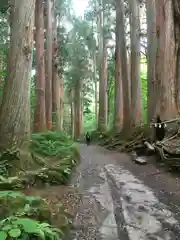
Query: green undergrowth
0 132 80 239
0 191 71 240
31 132 79 159
0 132 79 189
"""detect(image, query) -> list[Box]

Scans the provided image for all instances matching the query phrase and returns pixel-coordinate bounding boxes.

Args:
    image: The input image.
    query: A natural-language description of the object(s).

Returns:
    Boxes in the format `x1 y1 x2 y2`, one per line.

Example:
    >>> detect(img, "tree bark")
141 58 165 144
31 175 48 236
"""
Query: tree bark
129 0 142 126
0 55 4 106
0 56 2 87
93 52 98 125
59 77 64 130
74 82 82 137
118 0 131 133
156 0 177 120
80 94 83 132
34 0 46 132
173 0 180 114
45 0 53 130
114 2 123 132
0 0 35 151
146 0 158 123
52 4 62 131
98 0 108 131
70 89 75 138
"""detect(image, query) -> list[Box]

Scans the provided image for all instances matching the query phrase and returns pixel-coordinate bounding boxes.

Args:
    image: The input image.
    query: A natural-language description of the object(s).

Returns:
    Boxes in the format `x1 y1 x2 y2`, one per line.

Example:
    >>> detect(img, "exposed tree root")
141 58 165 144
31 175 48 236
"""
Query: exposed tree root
100 128 148 153
0 145 78 190
0 155 77 190
98 127 180 171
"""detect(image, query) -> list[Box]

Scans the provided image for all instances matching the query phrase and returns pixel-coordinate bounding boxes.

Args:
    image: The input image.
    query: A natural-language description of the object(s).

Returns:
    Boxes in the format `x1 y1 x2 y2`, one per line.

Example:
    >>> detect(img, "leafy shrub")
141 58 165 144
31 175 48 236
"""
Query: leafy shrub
0 217 63 240
0 191 50 221
0 132 79 240
0 191 71 240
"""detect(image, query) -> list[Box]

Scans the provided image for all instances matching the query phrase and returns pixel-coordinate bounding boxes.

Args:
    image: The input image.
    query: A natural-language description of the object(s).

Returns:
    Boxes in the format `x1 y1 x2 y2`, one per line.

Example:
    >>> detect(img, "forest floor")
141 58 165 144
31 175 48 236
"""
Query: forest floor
25 144 180 239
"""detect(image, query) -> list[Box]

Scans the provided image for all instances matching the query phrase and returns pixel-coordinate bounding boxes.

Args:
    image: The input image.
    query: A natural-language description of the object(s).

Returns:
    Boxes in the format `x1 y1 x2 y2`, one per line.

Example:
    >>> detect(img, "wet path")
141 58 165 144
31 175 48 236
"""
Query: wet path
66 144 180 240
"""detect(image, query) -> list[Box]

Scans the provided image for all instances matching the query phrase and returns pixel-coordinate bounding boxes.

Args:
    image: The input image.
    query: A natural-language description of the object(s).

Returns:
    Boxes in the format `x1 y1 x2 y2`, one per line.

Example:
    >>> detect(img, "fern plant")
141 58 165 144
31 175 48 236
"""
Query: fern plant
30 132 76 157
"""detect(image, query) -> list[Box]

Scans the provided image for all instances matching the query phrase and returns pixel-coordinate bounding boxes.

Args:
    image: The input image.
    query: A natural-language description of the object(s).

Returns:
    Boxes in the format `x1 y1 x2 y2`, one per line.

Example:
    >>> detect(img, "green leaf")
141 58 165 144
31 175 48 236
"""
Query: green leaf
2 225 11 231
1 218 11 225
34 229 45 239
8 228 21 238
0 231 7 240
13 218 38 233
40 223 50 228
52 228 64 237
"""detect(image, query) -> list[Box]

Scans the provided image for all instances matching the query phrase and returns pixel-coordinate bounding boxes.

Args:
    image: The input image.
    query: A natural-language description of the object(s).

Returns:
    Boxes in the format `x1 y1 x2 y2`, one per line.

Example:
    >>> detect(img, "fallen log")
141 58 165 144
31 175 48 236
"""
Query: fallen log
144 141 155 152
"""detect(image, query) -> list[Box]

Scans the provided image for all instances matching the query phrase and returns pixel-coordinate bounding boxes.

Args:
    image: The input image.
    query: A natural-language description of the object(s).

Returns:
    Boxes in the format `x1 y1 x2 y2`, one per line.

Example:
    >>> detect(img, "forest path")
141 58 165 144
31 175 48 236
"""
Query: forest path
66 144 180 240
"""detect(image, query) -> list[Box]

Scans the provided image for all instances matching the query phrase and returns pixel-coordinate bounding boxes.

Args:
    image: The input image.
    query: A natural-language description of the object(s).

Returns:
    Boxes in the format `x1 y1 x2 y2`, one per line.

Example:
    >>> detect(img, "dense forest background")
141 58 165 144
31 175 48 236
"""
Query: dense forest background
0 0 180 145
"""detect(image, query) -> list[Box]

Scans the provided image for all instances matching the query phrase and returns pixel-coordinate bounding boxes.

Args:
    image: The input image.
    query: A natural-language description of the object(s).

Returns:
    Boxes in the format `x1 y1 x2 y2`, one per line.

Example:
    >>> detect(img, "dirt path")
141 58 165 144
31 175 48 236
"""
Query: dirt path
66 144 180 240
